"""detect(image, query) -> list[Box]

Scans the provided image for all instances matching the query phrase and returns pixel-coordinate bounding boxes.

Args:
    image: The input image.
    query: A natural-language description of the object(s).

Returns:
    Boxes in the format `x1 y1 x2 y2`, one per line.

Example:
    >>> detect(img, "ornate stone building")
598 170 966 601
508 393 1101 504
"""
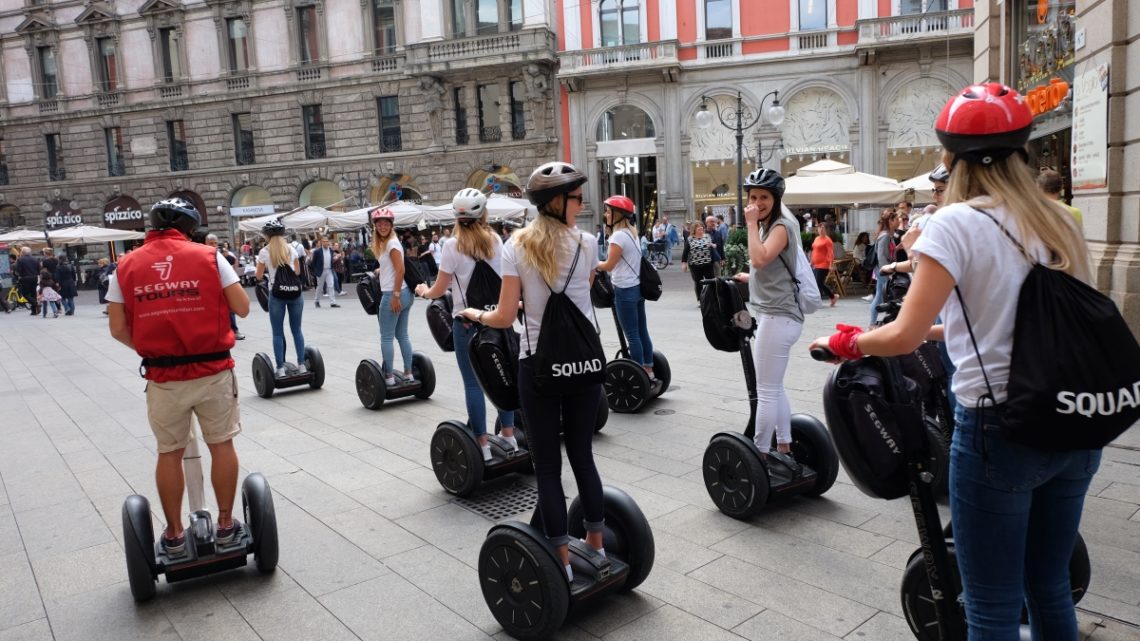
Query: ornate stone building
0 0 558 246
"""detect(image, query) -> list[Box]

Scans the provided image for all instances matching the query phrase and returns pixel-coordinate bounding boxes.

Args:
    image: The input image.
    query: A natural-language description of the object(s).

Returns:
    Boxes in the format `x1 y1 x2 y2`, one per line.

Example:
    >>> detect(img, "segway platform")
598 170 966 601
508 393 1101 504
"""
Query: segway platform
431 418 531 497
355 352 436 409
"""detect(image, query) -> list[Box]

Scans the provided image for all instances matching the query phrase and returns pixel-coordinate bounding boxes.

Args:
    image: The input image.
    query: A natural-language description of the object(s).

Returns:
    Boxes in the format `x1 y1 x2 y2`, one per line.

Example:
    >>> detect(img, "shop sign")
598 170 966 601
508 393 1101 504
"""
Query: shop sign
1071 63 1109 191
783 144 848 156
231 204 276 217
45 199 82 230
1026 78 1070 117
103 196 145 230
613 157 640 175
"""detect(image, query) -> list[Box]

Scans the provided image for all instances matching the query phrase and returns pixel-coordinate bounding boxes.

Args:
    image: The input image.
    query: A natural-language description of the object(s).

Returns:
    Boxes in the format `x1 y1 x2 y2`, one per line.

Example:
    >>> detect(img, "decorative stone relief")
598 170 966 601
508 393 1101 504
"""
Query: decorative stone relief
886 76 950 149
689 94 753 162
781 87 851 156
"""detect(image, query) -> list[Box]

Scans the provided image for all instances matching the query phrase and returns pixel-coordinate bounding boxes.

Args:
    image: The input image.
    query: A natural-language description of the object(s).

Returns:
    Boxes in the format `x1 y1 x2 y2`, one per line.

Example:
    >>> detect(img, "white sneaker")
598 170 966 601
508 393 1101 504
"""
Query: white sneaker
501 435 519 452
296 363 308 374
402 372 415 383
481 444 492 462
275 366 288 378
861 294 874 302
384 375 397 387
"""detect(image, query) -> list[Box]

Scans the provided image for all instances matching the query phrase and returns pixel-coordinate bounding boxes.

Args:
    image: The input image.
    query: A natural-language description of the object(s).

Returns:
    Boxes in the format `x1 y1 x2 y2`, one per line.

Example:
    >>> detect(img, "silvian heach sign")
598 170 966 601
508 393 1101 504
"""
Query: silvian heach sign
103 196 145 230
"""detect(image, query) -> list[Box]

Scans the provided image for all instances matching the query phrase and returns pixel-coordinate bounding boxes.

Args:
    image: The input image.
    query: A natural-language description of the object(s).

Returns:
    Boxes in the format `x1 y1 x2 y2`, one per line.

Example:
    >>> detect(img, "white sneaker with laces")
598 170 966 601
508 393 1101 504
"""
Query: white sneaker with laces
501 435 519 451
481 444 492 462
275 366 288 378
384 375 397 387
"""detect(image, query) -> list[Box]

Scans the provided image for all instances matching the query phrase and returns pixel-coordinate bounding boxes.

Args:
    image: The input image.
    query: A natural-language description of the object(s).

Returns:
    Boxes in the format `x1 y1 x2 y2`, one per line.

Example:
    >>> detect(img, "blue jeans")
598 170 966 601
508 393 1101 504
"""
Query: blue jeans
268 293 305 367
950 405 1101 641
453 319 515 437
378 288 414 374
61 297 75 314
868 274 888 326
614 285 654 366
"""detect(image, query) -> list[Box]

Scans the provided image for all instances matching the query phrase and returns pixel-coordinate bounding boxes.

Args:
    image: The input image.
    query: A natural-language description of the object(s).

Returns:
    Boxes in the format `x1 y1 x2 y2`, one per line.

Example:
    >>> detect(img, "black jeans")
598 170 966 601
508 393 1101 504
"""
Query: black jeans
812 267 833 300
18 277 39 314
688 263 715 300
517 358 605 546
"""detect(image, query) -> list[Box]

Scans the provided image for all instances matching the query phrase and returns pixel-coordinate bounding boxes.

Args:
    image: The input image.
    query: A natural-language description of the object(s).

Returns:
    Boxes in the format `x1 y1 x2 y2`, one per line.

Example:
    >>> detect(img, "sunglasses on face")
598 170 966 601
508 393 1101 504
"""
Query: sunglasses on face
932 188 946 194
566 193 584 203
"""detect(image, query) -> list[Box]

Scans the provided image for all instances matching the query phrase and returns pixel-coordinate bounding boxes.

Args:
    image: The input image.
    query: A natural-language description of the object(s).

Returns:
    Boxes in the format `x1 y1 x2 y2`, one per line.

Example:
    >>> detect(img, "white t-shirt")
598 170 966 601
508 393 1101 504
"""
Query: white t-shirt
502 230 597 358
438 235 504 314
107 252 239 303
375 237 405 292
256 246 301 288
428 241 442 263
912 203 1049 407
608 229 641 288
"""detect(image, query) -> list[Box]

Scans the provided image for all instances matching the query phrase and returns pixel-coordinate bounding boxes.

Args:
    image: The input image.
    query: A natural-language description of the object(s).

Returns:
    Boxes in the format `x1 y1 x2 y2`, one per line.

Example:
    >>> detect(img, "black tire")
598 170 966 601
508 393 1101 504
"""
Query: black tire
430 421 483 497
242 473 278 574
567 485 655 592
652 351 671 397
356 359 386 409
924 418 950 498
252 353 275 399
413 352 435 399
901 543 963 641
121 494 158 602
1018 532 1091 623
595 390 609 432
479 526 570 641
788 414 839 498
605 360 651 413
304 346 325 390
702 435 769 519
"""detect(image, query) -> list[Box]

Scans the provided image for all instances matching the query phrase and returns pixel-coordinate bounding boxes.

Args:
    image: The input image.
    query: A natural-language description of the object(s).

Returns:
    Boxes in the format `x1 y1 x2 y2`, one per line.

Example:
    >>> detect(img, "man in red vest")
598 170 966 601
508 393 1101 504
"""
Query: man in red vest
107 198 250 557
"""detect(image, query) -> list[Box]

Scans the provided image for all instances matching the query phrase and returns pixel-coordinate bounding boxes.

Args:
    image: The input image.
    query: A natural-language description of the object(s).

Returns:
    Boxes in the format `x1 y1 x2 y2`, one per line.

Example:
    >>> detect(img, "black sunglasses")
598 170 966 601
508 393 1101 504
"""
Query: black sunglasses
566 193 584 203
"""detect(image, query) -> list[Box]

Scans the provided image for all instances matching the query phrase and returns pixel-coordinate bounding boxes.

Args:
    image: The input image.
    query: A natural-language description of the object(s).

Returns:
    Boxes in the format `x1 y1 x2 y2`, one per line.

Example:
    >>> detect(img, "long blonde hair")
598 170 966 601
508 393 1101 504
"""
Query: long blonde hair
370 220 397 260
944 152 1090 281
454 215 495 262
513 213 588 286
267 236 292 268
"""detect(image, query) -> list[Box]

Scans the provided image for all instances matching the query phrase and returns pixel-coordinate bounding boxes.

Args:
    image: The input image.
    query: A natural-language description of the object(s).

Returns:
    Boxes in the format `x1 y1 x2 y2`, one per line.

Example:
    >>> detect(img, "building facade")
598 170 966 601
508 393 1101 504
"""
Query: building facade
973 0 1140 329
0 0 559 248
554 0 975 228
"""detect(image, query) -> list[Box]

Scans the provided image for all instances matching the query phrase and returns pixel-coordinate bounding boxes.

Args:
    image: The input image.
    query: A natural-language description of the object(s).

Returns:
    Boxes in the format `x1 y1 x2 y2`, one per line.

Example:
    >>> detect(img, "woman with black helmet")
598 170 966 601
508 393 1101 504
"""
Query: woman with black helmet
459 162 606 582
255 219 306 378
596 194 656 380
415 188 518 462
732 167 802 456
811 83 1098 639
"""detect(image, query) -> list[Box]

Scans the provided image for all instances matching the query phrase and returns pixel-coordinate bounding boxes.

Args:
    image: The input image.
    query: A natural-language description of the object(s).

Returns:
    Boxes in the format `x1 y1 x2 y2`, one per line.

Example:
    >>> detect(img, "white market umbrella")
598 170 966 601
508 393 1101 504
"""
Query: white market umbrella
784 159 907 206
901 173 935 203
339 201 425 230
280 206 338 232
49 225 146 245
0 228 51 243
237 213 284 233
421 195 535 228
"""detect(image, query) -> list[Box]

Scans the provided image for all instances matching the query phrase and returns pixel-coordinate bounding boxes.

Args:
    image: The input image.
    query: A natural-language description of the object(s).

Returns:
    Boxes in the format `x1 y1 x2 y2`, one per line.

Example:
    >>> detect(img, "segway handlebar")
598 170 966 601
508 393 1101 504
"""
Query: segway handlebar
810 347 835 362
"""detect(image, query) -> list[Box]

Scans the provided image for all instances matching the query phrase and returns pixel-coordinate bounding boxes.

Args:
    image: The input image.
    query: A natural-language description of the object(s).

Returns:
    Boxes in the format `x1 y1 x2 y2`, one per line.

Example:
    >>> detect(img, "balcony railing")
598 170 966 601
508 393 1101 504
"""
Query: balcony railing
797 31 830 50
702 40 736 59
380 133 402 153
39 99 59 114
305 141 327 159
170 155 189 172
0 165 9 186
159 84 183 99
558 40 679 79
857 8 974 46
371 53 403 73
479 126 501 143
406 29 556 74
511 122 525 141
236 148 256 166
48 167 67 181
96 92 120 108
108 161 126 177
226 75 251 91
297 66 322 82
455 128 469 145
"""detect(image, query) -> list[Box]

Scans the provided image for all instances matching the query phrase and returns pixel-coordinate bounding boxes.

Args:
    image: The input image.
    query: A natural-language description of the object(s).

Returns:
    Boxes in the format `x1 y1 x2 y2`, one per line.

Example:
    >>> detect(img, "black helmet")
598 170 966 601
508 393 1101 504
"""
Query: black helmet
743 168 785 199
928 163 950 183
149 198 200 235
262 218 286 237
525 162 587 212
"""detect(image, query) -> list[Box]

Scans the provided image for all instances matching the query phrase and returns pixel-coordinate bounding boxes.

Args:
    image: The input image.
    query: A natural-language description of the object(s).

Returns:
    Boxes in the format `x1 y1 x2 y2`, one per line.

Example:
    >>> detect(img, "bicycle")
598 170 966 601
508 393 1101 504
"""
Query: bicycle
5 284 31 312
646 240 669 270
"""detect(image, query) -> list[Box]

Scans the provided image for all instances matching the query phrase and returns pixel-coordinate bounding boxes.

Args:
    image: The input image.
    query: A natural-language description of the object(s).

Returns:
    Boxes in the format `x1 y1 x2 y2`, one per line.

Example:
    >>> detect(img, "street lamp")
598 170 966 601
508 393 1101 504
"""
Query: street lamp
337 172 379 209
696 90 785 226
755 139 786 168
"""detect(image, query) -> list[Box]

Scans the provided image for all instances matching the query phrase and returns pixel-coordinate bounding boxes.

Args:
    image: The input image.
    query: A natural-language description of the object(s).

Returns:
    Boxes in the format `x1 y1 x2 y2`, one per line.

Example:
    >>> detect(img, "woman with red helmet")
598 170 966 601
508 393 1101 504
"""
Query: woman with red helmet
596 194 657 380
370 206 416 386
811 83 1096 639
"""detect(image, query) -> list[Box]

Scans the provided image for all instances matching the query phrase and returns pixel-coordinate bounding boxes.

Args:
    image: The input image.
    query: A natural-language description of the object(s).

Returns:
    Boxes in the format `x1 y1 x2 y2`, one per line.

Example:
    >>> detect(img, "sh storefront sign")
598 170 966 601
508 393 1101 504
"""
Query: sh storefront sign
45 199 82 230
103 196 145 230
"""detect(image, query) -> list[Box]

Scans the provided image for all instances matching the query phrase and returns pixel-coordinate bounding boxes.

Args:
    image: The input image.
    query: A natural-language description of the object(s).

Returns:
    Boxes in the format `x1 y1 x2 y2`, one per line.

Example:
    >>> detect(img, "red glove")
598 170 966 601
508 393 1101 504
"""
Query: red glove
828 324 865 361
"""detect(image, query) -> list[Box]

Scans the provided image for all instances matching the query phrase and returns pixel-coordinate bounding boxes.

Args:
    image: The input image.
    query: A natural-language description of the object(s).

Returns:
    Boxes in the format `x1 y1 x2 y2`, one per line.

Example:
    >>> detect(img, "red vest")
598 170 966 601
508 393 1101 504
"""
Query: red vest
118 229 235 382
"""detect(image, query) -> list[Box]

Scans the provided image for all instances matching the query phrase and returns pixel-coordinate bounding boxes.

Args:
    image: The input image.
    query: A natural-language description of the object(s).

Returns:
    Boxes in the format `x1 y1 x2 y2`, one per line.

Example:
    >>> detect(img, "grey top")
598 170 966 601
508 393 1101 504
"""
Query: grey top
748 213 803 323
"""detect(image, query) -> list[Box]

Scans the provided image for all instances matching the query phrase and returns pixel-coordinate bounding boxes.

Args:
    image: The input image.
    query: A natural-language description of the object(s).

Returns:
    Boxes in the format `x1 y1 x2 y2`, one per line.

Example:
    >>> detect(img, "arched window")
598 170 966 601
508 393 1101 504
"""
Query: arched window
596 105 655 141
600 0 639 47
299 180 345 208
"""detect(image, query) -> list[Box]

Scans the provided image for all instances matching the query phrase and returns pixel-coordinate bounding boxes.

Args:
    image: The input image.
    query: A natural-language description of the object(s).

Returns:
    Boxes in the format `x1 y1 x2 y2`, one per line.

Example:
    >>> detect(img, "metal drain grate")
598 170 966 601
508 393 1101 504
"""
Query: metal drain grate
654 409 675 416
452 481 539 521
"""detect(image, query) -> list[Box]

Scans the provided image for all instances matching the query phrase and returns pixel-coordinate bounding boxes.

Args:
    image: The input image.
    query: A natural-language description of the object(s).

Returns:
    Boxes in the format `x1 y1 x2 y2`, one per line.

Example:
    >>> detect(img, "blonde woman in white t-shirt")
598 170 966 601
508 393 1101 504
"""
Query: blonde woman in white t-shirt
370 206 415 386
811 83 1097 640
596 194 655 379
255 219 305 378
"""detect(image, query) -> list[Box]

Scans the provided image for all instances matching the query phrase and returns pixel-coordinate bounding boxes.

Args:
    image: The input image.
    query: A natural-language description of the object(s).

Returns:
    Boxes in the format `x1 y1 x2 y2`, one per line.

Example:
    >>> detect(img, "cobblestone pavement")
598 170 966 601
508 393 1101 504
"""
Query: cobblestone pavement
1 268 1138 641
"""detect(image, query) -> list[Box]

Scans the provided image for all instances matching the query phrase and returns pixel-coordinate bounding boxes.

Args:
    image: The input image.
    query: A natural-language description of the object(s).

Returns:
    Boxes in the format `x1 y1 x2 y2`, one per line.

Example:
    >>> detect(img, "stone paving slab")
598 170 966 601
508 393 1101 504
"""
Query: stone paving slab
1 273 1138 641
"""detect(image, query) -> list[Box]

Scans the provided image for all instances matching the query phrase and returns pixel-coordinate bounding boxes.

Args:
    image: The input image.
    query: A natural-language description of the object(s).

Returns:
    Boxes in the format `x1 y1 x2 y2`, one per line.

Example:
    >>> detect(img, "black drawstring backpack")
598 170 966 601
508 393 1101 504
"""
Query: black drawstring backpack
960 211 1140 451
356 273 382 315
425 293 454 352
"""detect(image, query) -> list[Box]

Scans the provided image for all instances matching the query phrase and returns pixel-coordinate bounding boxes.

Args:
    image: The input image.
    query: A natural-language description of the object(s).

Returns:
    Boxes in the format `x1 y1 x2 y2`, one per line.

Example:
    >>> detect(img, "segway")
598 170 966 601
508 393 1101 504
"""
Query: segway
698 279 839 520
355 352 436 409
431 414 531 497
602 306 670 413
251 346 325 399
478 486 654 641
121 423 278 602
815 350 1091 641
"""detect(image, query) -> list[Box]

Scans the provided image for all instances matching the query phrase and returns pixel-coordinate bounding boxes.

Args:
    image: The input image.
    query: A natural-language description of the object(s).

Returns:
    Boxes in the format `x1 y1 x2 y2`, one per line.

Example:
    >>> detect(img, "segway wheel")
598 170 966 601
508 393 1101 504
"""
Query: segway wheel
703 435 769 520
494 412 529 451
479 526 570 641
252 353 276 399
121 494 158 602
901 543 963 641
567 486 655 592
924 418 949 498
605 360 651 413
788 414 839 498
1018 532 1092 623
304 346 325 390
242 473 279 574
652 351 671 396
356 359 387 409
430 421 483 497
595 390 609 432
412 352 436 399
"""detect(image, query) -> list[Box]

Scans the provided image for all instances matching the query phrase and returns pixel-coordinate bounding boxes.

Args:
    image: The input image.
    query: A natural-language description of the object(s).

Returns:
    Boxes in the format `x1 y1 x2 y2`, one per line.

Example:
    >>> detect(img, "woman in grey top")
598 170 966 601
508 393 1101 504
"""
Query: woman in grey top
732 169 802 454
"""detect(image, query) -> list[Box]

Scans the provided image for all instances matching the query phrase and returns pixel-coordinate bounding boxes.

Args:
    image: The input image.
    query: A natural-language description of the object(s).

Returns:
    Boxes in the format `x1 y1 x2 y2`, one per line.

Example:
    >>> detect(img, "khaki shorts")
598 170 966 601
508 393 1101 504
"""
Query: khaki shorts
146 369 242 453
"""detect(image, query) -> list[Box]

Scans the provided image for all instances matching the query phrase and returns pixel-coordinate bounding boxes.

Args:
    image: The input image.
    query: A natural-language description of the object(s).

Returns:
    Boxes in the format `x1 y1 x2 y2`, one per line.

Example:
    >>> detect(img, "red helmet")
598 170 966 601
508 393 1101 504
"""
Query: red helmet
935 83 1033 166
370 206 395 223
603 195 635 215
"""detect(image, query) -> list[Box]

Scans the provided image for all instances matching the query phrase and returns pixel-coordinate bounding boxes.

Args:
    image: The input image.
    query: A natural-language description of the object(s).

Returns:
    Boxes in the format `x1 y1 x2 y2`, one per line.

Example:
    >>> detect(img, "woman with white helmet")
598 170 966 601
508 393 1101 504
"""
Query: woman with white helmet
370 206 415 386
416 188 518 461
255 219 306 377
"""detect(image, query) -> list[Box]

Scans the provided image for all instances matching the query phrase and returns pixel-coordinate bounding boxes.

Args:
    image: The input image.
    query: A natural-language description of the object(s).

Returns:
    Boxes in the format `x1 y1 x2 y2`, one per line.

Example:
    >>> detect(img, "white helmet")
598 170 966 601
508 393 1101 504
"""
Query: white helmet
452 188 487 221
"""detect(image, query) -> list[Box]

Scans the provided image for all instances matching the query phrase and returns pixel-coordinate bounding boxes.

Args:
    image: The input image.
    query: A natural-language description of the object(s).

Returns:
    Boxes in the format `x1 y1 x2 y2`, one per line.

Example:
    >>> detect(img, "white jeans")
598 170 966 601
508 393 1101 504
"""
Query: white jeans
751 313 803 450
314 269 337 302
